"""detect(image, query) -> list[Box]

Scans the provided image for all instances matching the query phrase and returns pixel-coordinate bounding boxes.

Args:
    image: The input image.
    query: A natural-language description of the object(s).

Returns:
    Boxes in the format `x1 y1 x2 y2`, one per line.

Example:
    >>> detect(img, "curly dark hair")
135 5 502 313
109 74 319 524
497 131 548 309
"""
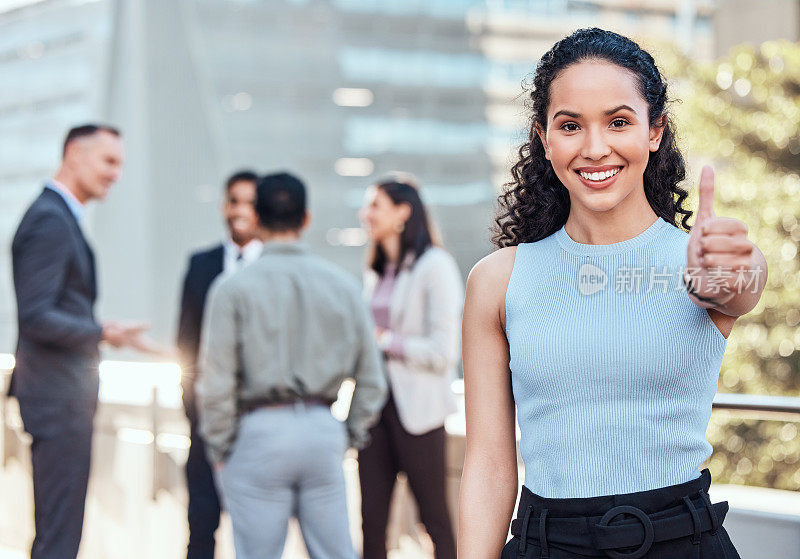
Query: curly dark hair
493 28 693 247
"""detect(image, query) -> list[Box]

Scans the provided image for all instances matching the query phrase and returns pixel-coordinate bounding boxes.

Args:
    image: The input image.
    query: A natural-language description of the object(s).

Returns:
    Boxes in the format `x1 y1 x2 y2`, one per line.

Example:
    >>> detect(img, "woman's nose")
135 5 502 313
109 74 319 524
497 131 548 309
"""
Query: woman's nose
580 127 612 160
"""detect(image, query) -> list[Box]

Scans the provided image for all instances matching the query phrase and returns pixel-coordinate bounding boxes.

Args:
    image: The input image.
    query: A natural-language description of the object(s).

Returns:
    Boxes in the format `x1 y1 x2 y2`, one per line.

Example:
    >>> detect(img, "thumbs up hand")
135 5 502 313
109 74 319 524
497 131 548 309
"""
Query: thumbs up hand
685 166 755 309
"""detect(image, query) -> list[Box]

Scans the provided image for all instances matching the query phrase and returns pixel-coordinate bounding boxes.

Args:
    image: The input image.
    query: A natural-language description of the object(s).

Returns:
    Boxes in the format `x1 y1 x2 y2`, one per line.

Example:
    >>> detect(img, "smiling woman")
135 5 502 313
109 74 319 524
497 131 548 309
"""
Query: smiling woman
538 61 667 227
494 37 691 247
458 28 767 559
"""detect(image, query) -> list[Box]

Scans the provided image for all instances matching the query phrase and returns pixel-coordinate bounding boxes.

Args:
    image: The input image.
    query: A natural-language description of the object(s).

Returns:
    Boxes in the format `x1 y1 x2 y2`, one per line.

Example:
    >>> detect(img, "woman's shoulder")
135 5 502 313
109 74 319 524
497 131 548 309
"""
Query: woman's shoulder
414 246 463 290
651 219 692 261
660 218 690 239
419 245 454 262
467 246 517 293
463 247 517 325
415 245 459 272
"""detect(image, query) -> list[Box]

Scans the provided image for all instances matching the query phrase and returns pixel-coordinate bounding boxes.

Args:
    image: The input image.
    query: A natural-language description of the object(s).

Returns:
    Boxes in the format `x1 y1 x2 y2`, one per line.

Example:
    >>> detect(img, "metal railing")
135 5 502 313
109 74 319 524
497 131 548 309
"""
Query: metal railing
712 392 800 417
0 368 186 500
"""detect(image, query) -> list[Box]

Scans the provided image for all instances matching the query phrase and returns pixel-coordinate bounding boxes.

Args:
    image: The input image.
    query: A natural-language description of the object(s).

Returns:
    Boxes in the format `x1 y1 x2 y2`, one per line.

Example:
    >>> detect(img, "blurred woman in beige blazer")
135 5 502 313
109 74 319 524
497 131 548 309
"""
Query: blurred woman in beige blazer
358 176 463 559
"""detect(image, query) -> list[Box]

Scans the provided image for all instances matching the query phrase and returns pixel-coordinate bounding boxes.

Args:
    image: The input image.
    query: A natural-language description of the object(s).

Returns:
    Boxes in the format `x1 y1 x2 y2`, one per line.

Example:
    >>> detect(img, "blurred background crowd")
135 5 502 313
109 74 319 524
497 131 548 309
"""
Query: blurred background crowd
0 0 799 558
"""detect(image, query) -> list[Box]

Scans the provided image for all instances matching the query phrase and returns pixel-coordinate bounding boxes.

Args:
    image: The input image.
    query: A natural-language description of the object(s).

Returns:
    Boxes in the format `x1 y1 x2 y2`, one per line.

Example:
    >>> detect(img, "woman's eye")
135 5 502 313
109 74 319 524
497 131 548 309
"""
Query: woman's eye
610 118 629 128
560 122 579 132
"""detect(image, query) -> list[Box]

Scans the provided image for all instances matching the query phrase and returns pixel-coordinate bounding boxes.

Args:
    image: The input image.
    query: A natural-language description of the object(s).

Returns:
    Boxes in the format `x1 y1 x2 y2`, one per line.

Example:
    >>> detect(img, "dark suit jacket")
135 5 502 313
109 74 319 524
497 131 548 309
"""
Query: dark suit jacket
176 244 224 421
10 187 103 402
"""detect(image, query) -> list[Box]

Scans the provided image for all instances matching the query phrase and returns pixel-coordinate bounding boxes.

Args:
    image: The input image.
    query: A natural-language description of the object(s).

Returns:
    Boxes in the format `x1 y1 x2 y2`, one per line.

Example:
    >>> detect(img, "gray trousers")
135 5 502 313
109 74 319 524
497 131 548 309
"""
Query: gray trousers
217 404 356 559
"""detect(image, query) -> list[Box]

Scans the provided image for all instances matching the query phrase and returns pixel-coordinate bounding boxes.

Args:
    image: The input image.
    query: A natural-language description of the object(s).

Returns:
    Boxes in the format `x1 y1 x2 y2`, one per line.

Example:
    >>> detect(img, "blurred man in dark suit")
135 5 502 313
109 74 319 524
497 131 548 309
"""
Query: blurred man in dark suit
10 124 157 559
176 170 261 559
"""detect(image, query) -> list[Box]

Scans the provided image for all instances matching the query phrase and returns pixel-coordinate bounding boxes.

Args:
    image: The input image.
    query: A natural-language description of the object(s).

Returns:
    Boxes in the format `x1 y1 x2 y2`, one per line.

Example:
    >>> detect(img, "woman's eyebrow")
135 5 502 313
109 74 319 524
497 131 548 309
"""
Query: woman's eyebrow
553 109 580 119
552 105 637 120
605 104 637 115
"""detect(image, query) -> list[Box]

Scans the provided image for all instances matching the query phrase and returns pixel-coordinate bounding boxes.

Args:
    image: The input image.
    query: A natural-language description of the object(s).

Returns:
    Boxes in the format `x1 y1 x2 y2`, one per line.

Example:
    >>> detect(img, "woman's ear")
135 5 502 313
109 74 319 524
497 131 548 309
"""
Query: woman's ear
649 115 667 152
536 125 551 160
398 202 412 223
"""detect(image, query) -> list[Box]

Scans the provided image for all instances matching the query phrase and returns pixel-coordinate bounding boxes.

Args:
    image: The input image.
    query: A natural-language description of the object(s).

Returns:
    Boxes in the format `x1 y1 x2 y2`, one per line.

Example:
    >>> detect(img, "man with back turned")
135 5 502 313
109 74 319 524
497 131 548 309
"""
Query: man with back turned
197 172 387 559
10 124 155 559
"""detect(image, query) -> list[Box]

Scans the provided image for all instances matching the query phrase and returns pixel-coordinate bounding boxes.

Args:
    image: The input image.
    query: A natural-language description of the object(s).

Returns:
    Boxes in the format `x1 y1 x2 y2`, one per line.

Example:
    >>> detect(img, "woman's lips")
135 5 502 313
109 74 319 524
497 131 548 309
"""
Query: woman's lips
574 166 622 190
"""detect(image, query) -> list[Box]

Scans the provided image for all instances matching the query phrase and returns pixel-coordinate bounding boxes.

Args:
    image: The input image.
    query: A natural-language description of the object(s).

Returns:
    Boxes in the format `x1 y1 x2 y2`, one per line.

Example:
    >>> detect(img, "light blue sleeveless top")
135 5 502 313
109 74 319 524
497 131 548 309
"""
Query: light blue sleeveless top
505 217 727 498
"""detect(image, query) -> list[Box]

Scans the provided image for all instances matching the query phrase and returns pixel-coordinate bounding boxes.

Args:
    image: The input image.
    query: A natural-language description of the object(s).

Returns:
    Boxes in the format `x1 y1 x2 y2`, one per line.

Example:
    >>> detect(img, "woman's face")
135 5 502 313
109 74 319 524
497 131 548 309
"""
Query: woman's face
359 186 409 243
537 60 664 218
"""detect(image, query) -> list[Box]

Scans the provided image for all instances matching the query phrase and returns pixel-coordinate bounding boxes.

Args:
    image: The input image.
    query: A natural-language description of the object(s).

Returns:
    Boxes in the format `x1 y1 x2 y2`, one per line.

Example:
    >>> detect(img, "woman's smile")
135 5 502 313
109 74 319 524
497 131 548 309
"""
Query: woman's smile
574 165 623 189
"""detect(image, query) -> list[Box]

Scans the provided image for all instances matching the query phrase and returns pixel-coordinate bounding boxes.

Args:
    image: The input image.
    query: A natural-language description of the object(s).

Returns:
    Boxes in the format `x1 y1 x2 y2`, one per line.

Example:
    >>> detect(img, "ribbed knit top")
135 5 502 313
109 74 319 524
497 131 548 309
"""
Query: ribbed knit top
505 216 727 498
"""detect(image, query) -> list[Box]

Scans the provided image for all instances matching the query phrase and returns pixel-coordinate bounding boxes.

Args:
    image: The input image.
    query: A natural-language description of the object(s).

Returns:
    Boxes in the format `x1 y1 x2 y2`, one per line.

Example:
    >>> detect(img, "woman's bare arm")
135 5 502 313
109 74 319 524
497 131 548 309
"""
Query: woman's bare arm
458 247 519 558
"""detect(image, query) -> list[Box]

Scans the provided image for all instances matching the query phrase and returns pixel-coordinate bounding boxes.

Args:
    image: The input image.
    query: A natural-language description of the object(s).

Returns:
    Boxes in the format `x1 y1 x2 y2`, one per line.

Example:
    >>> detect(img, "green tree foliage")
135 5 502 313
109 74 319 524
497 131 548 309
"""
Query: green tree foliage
655 40 800 490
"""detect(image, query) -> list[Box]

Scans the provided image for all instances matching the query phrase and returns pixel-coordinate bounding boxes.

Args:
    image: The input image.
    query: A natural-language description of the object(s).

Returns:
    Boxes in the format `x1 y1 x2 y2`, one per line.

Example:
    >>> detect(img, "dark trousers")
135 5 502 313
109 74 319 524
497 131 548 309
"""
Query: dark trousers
502 469 741 559
358 393 456 559
17 397 95 559
185 421 221 559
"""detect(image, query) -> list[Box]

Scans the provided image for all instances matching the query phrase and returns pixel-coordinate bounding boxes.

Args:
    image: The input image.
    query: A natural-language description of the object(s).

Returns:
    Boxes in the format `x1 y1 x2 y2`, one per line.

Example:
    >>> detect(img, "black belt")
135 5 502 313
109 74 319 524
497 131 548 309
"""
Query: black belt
510 490 726 559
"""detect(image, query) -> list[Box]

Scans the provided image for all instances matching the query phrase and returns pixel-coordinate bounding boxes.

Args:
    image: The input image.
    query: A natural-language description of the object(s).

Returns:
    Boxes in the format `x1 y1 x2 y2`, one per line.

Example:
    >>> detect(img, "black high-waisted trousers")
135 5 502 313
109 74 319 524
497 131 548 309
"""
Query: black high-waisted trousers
501 469 740 559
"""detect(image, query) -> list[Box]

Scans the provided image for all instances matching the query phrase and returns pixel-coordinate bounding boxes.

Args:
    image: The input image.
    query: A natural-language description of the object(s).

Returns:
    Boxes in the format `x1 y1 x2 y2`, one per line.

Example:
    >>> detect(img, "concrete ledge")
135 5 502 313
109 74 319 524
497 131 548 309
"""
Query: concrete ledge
710 484 800 559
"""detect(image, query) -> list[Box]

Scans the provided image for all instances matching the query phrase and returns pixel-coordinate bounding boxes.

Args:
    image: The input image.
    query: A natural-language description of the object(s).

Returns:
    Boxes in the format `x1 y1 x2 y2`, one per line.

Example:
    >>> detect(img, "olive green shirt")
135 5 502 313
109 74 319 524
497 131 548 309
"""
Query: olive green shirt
197 240 387 463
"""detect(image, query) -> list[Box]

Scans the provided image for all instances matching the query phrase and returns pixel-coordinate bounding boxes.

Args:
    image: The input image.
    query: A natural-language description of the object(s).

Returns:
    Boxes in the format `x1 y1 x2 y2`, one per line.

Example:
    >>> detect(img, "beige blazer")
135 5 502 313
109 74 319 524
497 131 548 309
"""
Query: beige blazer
364 246 463 435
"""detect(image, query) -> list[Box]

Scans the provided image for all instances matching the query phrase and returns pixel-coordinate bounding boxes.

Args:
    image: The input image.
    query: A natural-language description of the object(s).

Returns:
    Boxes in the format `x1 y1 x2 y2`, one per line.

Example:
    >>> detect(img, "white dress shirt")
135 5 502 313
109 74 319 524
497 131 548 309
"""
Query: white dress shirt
222 237 263 275
46 179 85 222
